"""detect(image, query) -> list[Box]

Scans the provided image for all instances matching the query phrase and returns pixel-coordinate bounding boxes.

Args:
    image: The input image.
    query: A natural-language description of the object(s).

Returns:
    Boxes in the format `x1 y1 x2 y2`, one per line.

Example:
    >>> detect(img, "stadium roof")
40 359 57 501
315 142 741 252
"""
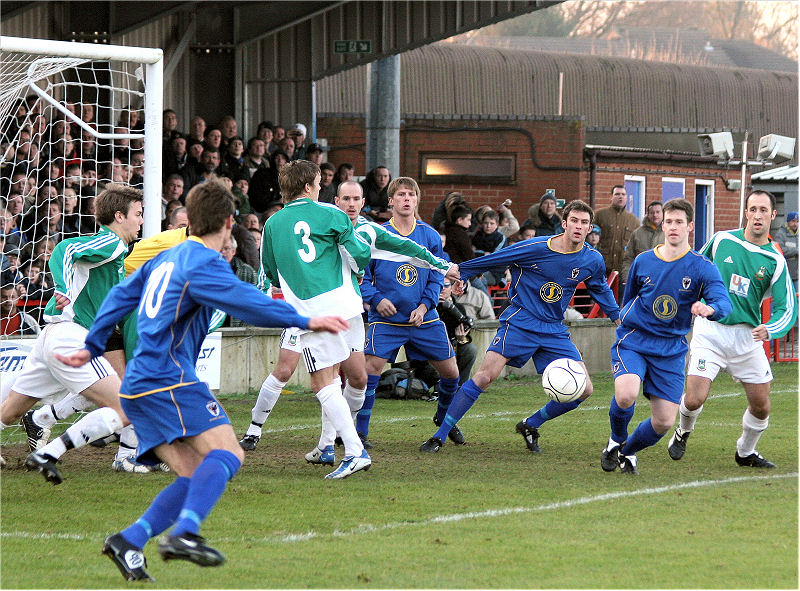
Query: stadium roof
751 165 799 182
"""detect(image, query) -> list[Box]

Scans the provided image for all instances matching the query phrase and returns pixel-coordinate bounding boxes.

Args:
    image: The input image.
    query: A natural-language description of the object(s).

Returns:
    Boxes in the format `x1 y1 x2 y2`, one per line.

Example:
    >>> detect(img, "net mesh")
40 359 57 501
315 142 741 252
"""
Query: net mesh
1 51 149 325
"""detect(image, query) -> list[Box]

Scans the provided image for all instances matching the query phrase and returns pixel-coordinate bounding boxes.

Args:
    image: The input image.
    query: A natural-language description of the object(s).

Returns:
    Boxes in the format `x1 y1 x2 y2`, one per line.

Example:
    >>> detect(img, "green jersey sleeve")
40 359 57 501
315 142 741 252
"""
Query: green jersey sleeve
355 218 453 275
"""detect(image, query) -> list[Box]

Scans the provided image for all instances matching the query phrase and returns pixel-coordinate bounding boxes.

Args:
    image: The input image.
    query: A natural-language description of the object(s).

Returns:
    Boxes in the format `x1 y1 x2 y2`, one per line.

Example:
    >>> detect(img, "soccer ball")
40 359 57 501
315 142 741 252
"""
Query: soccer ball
542 358 587 403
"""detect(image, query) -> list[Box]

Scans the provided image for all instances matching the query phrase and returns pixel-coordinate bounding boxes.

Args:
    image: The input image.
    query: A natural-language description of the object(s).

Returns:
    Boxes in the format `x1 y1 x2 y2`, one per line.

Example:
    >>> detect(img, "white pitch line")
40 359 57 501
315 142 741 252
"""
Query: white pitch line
2 472 795 546
4 473 793 546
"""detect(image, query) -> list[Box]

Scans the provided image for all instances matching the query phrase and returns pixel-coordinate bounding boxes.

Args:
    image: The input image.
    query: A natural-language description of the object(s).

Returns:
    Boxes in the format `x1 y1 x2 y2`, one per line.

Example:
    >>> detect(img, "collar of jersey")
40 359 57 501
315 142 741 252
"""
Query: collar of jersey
390 217 416 236
287 197 312 206
187 235 208 247
654 244 690 262
546 233 583 254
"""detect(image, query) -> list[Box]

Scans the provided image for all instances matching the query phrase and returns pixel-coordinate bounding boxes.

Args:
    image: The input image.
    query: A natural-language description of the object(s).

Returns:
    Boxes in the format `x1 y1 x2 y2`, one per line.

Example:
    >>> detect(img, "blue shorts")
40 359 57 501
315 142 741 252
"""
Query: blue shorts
610 328 688 404
365 319 454 362
488 321 582 373
120 382 231 465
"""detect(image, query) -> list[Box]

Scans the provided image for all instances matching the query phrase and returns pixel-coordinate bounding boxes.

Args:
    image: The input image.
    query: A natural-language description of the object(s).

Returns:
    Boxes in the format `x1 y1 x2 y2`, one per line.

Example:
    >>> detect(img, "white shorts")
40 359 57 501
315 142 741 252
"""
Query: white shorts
687 317 773 384
281 316 365 356
11 322 117 400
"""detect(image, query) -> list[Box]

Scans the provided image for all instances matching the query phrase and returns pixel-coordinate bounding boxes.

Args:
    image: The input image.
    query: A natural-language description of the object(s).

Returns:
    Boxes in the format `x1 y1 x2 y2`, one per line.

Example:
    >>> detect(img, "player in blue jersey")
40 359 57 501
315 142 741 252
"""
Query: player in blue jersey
359 177 464 446
56 180 348 581
601 199 731 475
420 200 621 453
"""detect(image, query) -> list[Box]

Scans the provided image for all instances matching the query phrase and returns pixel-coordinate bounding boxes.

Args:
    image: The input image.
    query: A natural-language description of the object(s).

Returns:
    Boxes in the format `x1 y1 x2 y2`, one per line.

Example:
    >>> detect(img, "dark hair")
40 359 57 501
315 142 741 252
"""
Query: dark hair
611 184 625 194
320 162 336 173
247 136 264 150
562 199 594 224
278 160 320 200
450 205 472 223
482 210 500 223
746 190 776 212
185 179 235 236
662 198 694 223
257 121 274 133
647 200 663 211
94 183 143 225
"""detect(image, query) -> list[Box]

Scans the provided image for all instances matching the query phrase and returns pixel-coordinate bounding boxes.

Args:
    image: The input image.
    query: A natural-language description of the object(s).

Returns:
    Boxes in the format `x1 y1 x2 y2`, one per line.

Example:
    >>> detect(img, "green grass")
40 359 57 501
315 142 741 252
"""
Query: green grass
1 364 797 588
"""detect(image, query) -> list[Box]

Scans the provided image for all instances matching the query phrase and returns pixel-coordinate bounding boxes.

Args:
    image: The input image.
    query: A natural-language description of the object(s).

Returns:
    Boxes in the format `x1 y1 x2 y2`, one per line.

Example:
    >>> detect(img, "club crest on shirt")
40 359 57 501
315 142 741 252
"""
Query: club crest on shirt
571 268 580 280
755 266 767 280
612 362 620 373
206 401 221 417
289 334 298 346
396 264 418 286
682 276 691 290
540 282 563 303
697 359 706 371
653 295 678 320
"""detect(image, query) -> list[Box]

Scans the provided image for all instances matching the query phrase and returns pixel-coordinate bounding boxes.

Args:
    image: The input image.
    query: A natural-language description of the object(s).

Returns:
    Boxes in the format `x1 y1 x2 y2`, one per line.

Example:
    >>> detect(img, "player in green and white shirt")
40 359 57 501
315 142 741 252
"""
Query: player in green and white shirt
242 180 460 465
0 185 144 483
669 190 797 468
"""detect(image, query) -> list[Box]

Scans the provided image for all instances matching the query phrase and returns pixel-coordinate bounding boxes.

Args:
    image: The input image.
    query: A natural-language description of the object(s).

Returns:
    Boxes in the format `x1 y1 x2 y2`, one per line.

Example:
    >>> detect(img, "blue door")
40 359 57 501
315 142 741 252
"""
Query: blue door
694 184 708 250
624 180 642 216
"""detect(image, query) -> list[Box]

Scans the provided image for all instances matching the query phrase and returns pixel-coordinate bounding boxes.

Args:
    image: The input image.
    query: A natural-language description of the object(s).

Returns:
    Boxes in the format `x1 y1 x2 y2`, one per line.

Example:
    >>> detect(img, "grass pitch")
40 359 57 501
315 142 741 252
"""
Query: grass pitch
1 364 797 588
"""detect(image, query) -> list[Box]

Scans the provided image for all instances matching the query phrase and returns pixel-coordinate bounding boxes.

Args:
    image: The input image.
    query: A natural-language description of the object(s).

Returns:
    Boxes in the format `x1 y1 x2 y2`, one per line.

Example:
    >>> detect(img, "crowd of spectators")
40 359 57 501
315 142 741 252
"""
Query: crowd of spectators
3 96 724 335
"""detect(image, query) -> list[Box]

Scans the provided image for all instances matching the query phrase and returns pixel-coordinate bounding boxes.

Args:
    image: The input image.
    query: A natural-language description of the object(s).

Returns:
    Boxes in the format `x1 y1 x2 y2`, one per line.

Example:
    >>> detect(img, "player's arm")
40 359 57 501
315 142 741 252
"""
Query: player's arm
358 260 395 316
335 212 372 274
258 225 278 291
358 220 455 276
761 261 798 340
457 240 533 281
694 261 732 320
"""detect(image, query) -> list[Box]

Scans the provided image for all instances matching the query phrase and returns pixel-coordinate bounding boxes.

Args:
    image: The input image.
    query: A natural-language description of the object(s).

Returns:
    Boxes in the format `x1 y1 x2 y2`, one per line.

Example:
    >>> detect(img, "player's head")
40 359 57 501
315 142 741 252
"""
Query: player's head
185 178 235 237
662 198 694 247
388 177 419 218
335 181 364 222
95 183 144 244
279 160 320 201
744 190 777 239
560 200 594 244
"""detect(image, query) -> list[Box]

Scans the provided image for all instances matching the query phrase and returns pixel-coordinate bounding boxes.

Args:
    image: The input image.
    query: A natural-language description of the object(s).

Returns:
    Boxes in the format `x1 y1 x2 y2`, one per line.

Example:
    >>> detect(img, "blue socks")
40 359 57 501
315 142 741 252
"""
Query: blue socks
621 418 663 456
356 374 380 437
435 377 460 424
121 476 191 549
171 449 241 538
609 396 635 444
433 379 483 441
526 399 583 429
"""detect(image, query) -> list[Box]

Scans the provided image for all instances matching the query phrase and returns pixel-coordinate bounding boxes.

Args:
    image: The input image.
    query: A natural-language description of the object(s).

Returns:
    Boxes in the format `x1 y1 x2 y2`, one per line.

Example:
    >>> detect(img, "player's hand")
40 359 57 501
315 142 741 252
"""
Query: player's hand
445 264 461 282
451 280 465 296
613 318 621 326
691 301 715 318
55 293 71 310
375 298 397 317
308 316 349 334
409 304 427 327
55 349 91 367
751 324 770 342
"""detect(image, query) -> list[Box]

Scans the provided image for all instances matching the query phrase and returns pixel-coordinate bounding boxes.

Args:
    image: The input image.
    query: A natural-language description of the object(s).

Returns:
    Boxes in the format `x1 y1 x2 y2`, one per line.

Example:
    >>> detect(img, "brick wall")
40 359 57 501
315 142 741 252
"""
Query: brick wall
318 113 747 232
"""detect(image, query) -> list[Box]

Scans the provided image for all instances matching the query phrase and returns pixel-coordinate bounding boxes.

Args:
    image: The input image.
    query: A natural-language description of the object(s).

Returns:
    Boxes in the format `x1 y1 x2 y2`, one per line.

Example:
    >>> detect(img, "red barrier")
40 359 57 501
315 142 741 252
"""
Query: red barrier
761 296 798 362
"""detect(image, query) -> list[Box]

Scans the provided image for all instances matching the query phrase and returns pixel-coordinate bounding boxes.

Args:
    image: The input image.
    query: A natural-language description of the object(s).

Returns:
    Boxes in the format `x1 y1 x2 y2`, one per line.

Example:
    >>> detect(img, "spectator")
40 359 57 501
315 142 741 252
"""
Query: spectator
249 150 289 213
241 213 260 231
255 121 276 154
443 205 475 264
231 221 259 269
164 134 189 178
586 224 601 249
306 142 324 166
527 191 561 236
595 184 640 276
278 136 295 160
0 205 25 253
288 123 307 160
220 235 258 328
20 257 54 305
507 221 536 245
472 210 506 256
162 109 180 145
774 211 798 291
183 147 224 192
188 116 206 143
187 138 204 164
167 206 189 230
318 162 337 203
272 124 286 145
218 115 238 148
61 187 80 237
1 282 40 335
497 199 519 238
223 136 248 180
233 175 253 221
432 190 466 232
243 137 269 178
360 165 392 222
622 201 664 283
129 151 145 189
162 199 184 231
335 162 355 187
204 127 223 151
162 174 185 215
3 249 24 284
248 226 262 254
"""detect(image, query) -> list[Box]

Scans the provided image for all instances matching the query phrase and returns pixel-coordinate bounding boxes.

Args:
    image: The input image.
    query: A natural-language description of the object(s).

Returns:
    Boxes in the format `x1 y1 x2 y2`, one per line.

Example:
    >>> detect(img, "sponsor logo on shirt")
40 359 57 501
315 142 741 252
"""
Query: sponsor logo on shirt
539 282 563 303
396 264 418 286
729 273 750 297
723 256 733 263
653 295 678 320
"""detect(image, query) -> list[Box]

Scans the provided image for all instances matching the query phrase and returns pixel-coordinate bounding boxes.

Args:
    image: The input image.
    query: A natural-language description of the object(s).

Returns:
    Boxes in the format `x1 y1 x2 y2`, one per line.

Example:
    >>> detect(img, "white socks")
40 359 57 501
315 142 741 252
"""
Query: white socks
246 374 287 437
316 382 363 457
737 409 769 457
32 393 94 429
39 407 124 460
115 424 139 461
677 394 703 434
343 381 367 420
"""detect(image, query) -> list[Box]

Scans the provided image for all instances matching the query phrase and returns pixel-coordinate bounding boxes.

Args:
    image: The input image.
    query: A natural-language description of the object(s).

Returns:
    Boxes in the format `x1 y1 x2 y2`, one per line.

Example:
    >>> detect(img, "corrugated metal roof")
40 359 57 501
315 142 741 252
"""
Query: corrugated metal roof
317 42 797 143
751 165 799 181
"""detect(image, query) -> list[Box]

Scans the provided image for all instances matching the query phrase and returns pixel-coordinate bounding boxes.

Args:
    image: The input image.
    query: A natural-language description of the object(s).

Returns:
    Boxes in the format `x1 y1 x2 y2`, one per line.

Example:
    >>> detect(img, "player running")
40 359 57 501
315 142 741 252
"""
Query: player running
420 199 620 453
668 190 797 468
601 199 731 475
56 180 347 580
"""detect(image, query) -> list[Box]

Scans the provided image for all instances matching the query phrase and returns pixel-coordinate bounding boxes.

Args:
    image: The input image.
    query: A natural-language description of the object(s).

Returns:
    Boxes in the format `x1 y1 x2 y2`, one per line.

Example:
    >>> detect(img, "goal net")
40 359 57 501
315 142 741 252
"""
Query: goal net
0 37 162 439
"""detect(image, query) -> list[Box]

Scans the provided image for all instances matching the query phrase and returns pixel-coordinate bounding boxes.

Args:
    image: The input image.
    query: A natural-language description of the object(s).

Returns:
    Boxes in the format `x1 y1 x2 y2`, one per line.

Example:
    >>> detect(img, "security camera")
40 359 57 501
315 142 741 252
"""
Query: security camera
758 134 795 163
697 132 734 159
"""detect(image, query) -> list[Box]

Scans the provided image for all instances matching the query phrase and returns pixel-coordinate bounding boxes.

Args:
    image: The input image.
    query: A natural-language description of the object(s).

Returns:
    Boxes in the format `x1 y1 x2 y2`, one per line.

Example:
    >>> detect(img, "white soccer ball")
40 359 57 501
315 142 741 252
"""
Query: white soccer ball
542 358 587 403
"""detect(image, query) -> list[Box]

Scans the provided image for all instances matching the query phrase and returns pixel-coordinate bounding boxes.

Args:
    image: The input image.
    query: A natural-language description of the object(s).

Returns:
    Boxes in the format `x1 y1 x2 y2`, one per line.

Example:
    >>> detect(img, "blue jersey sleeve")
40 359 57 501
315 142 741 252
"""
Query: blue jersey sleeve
359 259 382 307
458 239 538 280
188 256 310 330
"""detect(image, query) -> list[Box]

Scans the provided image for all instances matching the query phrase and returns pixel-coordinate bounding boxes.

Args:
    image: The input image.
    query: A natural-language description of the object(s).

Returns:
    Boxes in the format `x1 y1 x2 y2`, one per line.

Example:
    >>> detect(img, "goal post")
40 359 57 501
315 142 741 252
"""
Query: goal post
0 35 163 237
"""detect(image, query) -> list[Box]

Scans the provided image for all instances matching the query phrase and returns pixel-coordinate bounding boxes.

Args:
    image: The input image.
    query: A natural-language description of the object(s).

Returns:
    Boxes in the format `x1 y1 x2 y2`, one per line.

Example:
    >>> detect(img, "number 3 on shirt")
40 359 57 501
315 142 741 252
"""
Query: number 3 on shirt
294 221 316 263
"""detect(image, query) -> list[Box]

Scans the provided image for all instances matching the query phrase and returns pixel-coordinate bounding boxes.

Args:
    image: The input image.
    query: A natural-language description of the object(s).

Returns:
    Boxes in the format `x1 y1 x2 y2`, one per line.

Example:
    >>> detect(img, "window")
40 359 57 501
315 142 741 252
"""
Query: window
662 177 686 201
624 175 646 218
420 154 516 184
